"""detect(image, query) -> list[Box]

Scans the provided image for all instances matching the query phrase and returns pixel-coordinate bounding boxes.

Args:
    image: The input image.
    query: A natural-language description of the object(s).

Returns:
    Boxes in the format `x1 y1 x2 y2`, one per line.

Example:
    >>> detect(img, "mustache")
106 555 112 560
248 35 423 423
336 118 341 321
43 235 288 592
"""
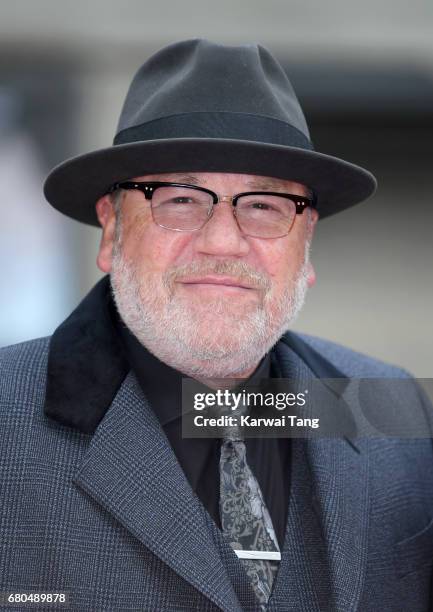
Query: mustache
162 260 272 292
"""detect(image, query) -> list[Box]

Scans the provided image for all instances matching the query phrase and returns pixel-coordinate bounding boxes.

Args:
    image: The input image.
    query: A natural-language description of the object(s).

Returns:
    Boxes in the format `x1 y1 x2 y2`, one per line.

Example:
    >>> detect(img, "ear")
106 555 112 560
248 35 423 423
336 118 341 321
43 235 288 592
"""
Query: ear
306 261 316 288
306 208 319 288
307 207 319 238
95 195 117 273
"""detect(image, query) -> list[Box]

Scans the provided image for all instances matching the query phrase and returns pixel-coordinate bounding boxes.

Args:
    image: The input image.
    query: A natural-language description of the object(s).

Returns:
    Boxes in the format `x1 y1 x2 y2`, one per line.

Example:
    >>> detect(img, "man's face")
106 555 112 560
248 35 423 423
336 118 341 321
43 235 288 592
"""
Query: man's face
96 172 318 379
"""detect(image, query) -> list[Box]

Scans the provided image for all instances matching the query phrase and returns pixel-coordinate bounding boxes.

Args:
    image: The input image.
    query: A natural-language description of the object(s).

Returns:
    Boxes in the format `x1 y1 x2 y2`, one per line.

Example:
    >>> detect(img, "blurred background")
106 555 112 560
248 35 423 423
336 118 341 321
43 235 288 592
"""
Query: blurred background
1 0 432 376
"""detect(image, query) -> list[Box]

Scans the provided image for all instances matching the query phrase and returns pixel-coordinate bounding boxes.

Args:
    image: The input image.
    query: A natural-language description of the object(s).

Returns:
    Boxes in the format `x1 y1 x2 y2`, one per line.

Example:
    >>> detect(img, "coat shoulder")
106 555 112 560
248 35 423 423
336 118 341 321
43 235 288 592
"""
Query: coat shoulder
0 336 51 408
295 332 411 378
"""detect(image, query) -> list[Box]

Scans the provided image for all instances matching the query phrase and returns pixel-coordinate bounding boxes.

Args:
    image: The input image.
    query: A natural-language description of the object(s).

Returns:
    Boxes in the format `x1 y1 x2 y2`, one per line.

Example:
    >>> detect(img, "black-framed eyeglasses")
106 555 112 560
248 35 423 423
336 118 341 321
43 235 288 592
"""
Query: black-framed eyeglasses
108 181 316 239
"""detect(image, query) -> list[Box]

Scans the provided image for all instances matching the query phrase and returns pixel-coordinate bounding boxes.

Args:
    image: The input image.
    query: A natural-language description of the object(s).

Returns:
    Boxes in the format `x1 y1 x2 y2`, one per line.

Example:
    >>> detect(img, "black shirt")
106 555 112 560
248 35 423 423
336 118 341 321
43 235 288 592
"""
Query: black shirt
113 304 291 550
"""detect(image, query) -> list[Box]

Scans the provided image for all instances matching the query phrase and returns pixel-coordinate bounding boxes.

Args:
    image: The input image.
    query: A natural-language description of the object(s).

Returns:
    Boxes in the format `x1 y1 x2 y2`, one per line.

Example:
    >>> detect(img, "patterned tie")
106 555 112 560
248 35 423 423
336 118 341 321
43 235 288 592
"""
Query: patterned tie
219 429 280 608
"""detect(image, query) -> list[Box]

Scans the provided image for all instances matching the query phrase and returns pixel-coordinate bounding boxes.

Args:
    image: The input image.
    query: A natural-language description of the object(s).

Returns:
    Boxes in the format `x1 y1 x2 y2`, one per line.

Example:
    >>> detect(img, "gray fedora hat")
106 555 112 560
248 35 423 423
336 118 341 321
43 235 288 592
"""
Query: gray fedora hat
44 38 377 226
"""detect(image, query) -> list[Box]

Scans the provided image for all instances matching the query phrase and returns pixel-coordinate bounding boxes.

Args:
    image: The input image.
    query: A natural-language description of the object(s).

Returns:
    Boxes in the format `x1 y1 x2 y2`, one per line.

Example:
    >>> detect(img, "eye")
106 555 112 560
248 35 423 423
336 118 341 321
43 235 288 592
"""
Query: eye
171 196 195 204
243 200 285 214
237 195 295 216
250 201 275 210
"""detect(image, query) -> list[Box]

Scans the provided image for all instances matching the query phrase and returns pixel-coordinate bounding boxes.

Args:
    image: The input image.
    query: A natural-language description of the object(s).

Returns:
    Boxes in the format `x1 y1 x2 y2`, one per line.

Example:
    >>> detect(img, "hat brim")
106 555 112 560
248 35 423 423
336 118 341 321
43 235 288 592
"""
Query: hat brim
43 138 377 226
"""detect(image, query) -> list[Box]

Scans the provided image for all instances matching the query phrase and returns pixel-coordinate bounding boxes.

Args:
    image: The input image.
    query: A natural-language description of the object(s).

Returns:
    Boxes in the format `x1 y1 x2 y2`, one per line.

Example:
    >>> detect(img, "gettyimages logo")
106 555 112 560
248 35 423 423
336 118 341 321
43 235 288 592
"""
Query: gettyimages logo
181 378 433 439
192 388 307 411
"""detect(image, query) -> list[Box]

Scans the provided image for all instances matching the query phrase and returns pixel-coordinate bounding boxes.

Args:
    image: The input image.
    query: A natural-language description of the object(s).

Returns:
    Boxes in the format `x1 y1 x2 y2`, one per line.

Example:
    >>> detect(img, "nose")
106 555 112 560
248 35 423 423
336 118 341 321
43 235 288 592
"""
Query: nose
193 199 250 258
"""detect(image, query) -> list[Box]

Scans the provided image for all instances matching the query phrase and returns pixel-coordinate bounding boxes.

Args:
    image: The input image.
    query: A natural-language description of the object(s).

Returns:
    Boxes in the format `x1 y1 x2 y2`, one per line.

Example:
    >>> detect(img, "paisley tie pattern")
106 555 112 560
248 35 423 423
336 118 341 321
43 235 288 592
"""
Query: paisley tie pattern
219 432 280 608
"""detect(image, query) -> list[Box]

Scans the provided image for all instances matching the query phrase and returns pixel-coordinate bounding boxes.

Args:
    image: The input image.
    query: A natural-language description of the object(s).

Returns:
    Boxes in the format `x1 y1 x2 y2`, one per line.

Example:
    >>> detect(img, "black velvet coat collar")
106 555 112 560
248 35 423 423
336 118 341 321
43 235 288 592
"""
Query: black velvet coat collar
44 275 345 434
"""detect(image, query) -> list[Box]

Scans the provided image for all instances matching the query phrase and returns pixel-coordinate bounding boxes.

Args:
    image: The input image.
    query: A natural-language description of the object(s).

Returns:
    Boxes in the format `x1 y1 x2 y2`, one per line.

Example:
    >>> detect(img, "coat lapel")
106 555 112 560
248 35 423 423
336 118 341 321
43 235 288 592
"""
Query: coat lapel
72 371 243 612
268 339 370 612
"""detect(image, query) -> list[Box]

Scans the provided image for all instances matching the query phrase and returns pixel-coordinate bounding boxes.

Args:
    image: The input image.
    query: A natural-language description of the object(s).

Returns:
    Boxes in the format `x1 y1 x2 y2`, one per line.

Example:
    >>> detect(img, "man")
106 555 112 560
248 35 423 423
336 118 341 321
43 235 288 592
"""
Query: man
1 39 433 612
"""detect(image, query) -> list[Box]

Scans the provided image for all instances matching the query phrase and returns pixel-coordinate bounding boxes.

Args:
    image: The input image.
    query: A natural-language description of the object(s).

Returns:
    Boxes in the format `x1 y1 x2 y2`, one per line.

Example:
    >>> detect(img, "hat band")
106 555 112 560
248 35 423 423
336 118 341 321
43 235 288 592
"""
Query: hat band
114 112 313 150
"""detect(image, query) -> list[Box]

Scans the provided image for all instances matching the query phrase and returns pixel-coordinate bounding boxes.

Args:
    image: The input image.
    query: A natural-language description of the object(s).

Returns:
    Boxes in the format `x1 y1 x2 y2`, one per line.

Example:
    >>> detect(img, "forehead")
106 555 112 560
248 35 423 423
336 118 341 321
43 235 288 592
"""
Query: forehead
130 171 311 197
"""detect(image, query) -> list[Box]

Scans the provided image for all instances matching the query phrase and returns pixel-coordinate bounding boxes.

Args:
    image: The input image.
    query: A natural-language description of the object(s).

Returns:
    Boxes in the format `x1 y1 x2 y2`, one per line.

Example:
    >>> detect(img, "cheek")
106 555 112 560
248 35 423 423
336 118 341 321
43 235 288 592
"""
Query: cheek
121 219 193 274
255 238 306 290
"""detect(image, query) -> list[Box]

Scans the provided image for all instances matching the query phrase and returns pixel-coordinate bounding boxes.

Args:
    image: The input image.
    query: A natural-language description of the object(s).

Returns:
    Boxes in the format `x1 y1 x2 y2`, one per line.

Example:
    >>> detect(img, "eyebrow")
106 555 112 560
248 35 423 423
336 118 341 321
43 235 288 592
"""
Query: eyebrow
244 178 285 190
158 174 202 185
245 178 313 199
157 174 313 198
160 175 291 190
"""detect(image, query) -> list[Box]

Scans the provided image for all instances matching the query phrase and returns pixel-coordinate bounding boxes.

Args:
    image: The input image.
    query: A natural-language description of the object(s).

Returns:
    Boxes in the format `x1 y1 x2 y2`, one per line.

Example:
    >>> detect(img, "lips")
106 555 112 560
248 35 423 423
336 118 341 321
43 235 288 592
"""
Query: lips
177 275 256 290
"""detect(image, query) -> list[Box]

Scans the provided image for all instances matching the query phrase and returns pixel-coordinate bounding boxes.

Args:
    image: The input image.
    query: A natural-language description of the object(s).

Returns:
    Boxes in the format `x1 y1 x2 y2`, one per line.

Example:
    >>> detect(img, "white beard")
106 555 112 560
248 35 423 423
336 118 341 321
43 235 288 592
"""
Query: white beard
110 240 310 379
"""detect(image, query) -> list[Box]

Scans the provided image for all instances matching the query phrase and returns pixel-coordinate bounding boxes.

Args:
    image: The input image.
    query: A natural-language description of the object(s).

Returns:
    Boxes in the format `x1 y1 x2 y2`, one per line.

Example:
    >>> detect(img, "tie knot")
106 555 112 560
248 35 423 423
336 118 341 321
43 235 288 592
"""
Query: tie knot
220 398 248 442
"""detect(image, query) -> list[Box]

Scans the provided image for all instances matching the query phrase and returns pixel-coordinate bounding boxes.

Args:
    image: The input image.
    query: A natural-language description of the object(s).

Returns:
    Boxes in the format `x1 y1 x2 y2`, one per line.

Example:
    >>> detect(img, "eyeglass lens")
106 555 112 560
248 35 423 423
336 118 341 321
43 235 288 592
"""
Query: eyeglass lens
150 186 297 238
